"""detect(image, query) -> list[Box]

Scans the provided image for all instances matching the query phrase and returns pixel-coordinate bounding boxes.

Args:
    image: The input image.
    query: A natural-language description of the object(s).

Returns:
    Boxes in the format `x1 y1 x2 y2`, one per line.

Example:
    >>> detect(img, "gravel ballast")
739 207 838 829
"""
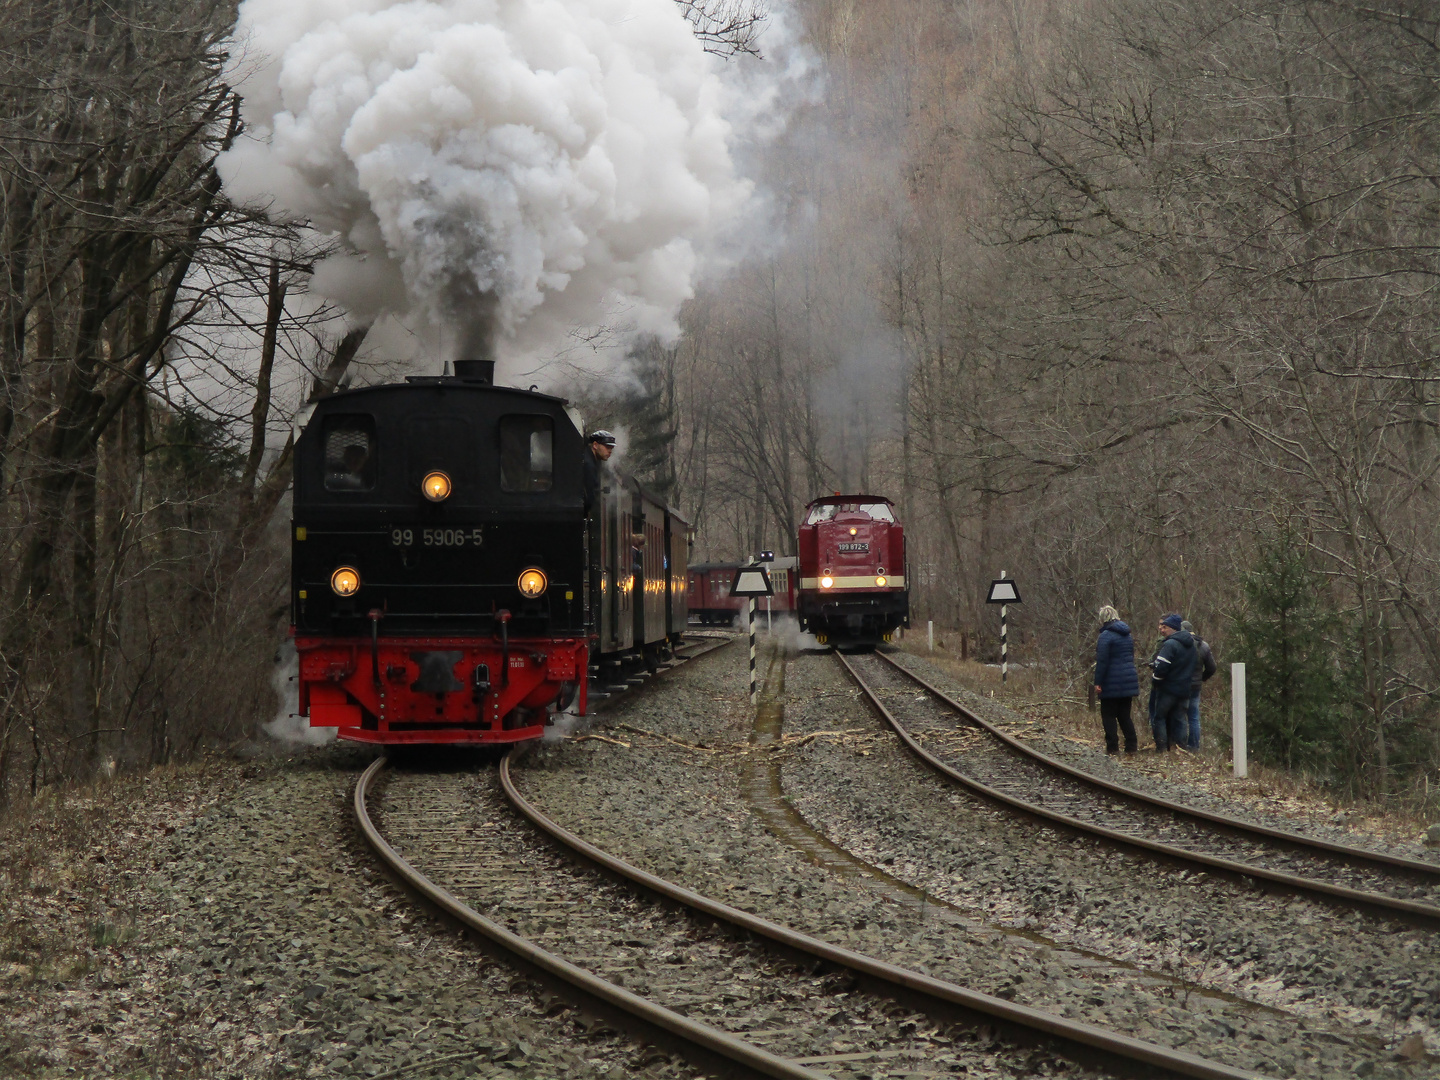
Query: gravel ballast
517 639 1437 1079
781 648 1440 1066
0 749 708 1078
375 767 1072 1080
4 634 1435 1077
884 649 1440 874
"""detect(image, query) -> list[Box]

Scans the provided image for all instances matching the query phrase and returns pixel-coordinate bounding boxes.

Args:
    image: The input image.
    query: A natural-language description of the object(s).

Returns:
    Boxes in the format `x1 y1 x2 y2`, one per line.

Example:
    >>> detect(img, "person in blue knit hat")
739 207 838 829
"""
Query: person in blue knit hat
1150 614 1197 751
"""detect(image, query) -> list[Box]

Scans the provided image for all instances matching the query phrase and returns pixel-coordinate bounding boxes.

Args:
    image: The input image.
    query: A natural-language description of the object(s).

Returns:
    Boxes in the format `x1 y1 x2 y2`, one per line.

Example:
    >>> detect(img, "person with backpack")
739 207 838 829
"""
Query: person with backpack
1092 605 1140 754
1180 619 1217 752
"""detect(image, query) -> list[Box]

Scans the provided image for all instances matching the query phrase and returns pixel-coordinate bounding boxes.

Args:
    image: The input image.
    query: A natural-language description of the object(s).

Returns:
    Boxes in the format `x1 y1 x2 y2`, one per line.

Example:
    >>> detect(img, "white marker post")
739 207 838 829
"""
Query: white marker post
729 565 773 707
1231 663 1248 778
985 573 1023 686
927 620 934 652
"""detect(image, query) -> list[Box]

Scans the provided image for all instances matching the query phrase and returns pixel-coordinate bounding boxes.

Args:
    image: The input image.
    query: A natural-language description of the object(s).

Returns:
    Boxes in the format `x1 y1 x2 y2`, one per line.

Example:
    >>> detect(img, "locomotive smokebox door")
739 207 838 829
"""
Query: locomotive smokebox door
410 651 464 693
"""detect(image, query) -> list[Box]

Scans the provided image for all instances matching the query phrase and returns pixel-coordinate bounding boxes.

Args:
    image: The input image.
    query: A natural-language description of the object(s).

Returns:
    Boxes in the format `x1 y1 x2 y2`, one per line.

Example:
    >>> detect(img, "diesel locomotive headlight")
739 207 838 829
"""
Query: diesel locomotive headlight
518 568 548 598
876 576 887 587
820 575 834 589
331 566 361 596
422 471 452 502
849 527 858 535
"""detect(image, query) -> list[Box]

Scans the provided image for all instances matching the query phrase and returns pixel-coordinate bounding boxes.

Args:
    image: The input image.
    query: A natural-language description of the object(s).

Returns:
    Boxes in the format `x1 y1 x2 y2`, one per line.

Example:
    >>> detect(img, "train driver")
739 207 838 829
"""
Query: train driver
583 429 616 513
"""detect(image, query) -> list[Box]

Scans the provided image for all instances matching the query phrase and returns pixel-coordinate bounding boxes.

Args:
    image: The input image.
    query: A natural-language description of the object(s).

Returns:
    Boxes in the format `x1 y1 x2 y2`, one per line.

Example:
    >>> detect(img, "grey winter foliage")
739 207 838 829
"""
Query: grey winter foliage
669 0 1440 803
0 0 773 801
4 0 1437 808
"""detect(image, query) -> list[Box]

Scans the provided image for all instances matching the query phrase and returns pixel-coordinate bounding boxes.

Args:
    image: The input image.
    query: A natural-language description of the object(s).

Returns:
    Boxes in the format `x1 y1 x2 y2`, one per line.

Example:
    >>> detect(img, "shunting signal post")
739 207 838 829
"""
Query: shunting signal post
730 564 773 704
986 572 1022 684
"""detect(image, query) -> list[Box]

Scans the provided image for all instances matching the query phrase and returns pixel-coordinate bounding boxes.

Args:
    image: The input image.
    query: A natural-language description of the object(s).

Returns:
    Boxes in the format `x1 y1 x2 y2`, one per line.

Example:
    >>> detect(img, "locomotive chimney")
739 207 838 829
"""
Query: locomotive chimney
453 358 496 384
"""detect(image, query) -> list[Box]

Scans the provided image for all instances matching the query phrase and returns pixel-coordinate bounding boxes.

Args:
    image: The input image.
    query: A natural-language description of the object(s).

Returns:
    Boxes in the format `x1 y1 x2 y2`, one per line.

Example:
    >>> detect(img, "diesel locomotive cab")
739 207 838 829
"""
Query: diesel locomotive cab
796 494 910 645
291 362 590 744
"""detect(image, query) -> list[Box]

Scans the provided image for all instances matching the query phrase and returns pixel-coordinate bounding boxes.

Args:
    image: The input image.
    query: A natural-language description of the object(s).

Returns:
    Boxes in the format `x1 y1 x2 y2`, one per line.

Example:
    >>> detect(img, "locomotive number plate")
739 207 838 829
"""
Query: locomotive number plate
837 542 870 552
391 527 484 548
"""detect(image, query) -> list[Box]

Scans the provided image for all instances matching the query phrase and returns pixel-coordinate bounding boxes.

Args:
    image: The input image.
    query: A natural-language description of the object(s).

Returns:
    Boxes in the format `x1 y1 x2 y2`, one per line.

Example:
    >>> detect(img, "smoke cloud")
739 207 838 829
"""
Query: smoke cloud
220 0 753 369
264 642 338 746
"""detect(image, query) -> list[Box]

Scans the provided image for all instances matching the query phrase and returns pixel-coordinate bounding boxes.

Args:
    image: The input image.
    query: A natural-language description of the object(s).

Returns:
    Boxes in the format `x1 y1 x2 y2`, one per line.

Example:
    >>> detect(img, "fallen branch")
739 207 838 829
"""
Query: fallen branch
571 734 632 748
770 727 874 750
612 723 720 753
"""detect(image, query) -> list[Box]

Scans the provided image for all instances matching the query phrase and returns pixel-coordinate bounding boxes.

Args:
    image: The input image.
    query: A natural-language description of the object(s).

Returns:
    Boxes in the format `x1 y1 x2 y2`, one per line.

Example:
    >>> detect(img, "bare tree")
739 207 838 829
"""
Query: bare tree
675 0 768 57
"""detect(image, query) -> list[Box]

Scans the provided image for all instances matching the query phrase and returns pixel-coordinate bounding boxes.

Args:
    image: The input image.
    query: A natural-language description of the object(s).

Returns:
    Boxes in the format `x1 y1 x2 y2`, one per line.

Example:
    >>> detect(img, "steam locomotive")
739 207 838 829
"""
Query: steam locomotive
796 494 909 645
291 359 689 745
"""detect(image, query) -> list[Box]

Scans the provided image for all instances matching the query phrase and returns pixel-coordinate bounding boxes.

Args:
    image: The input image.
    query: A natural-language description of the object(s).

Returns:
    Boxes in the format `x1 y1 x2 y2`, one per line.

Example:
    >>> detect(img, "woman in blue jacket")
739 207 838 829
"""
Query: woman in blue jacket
1093 605 1140 754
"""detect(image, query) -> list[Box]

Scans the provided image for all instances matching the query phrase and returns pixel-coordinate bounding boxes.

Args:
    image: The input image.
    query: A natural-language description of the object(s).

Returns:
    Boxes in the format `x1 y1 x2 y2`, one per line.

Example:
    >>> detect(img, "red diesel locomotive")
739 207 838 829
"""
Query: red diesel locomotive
796 495 909 645
292 359 689 746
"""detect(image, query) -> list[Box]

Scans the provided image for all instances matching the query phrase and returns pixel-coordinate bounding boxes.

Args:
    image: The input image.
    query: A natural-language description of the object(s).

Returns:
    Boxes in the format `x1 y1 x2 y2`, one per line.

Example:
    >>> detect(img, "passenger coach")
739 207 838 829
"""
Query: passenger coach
687 558 797 625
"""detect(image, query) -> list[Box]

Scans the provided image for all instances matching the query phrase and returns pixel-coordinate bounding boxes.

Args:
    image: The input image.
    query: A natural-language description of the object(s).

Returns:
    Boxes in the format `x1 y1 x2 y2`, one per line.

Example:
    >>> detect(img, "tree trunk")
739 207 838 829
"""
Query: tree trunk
241 256 285 496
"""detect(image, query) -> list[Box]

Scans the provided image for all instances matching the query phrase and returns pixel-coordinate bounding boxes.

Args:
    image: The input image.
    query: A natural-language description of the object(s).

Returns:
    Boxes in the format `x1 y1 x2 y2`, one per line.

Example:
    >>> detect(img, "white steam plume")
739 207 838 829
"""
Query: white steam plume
264 642 338 746
220 0 753 368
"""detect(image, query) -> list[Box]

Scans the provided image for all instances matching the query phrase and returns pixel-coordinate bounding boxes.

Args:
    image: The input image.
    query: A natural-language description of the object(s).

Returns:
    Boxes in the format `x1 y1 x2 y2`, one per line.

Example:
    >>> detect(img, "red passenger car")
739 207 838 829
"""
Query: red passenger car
796 496 909 645
687 558 797 625
687 563 744 625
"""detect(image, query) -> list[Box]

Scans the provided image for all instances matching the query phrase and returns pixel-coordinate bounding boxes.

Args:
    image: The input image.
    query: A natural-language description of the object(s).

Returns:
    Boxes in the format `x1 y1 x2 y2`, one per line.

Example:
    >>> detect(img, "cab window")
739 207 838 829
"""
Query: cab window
860 503 895 521
323 415 376 492
805 504 837 524
500 415 554 492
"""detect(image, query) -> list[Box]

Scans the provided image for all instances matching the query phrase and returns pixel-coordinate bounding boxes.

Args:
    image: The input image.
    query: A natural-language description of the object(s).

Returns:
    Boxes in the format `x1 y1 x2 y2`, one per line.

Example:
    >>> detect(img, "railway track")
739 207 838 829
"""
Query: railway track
355 753 1276 1078
837 649 1440 926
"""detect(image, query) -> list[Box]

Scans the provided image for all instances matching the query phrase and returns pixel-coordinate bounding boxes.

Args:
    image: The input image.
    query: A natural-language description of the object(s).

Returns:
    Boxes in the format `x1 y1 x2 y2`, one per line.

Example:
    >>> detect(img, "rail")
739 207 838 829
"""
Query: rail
836 650 1440 925
500 753 1270 1080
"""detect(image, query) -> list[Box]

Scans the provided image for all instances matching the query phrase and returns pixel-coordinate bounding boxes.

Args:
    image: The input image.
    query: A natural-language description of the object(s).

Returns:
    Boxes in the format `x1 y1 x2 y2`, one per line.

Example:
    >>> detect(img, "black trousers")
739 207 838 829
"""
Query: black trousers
1099 697 1137 754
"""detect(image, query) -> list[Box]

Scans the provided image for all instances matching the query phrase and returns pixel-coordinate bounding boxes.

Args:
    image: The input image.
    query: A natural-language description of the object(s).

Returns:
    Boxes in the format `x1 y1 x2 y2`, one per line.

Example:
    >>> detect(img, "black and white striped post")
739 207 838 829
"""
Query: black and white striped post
748 598 758 703
1001 577 1009 683
986 572 1022 686
730 565 774 707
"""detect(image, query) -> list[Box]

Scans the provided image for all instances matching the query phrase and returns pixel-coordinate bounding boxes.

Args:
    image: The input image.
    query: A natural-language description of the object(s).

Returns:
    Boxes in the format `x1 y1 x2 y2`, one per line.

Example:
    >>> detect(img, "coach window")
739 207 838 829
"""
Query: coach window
499 415 554 492
323 415 377 492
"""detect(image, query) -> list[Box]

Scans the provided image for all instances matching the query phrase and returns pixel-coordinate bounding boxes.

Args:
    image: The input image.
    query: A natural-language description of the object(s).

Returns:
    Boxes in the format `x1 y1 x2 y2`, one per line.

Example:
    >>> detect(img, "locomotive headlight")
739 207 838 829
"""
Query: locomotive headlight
330 566 361 597
820 575 834 589
876 576 887 587
849 527 858 535
422 471 452 502
517 568 548 598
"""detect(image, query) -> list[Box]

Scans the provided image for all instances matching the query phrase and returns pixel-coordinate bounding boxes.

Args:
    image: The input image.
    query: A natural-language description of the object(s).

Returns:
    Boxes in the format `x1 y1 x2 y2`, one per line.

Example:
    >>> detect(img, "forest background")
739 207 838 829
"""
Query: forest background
1 0 1437 810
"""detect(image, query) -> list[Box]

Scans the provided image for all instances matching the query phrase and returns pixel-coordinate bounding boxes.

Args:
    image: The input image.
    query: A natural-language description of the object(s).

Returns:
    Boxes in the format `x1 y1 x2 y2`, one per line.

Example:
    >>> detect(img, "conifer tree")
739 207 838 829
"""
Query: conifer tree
1230 529 1347 773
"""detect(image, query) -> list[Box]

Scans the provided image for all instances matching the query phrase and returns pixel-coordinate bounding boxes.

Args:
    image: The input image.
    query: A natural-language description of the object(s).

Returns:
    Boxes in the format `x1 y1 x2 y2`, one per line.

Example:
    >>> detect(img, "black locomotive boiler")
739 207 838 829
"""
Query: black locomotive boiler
291 359 689 745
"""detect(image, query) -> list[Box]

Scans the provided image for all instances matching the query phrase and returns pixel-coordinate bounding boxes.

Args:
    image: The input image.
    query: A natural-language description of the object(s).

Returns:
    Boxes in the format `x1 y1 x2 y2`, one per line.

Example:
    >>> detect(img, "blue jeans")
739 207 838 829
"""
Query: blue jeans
1153 691 1189 750
1187 693 1201 751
